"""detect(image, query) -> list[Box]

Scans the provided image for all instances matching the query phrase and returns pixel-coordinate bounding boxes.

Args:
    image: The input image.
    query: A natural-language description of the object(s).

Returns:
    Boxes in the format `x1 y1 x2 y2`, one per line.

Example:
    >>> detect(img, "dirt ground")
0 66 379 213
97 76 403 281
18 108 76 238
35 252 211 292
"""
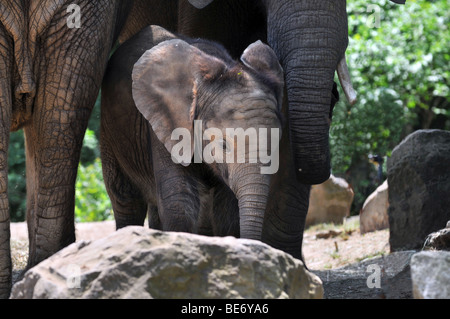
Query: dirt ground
10 221 116 272
302 219 390 270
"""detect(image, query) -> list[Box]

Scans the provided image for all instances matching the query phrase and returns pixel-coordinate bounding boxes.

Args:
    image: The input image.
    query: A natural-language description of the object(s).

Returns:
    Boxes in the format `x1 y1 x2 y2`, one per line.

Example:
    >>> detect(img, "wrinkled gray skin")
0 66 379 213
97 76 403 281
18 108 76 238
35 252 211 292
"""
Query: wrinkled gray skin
101 25 284 240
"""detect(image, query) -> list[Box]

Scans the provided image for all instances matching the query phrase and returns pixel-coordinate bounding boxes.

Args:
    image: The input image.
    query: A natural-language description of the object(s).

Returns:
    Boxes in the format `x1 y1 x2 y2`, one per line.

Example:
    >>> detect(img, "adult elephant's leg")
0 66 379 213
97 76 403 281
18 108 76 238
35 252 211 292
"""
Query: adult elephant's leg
0 24 12 298
0 120 11 299
100 80 151 229
262 126 311 262
25 2 118 267
263 179 310 261
100 136 147 229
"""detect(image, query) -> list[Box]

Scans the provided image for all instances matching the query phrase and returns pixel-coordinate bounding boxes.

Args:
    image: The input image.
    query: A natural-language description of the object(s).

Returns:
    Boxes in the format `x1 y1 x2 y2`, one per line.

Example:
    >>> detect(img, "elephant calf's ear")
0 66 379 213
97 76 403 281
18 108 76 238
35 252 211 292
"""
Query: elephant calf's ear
132 40 198 160
241 41 285 106
132 39 228 164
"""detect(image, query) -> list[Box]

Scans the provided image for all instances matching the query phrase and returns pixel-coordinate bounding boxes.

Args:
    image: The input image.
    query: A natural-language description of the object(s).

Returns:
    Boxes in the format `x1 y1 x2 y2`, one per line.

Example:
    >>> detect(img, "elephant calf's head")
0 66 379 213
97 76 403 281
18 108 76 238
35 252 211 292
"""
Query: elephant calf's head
132 37 285 240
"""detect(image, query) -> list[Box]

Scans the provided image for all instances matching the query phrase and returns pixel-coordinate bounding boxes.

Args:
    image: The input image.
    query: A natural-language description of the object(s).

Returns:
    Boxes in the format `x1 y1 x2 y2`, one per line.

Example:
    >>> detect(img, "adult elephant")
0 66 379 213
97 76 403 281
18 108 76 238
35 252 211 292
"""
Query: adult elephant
0 0 204 299
123 0 405 256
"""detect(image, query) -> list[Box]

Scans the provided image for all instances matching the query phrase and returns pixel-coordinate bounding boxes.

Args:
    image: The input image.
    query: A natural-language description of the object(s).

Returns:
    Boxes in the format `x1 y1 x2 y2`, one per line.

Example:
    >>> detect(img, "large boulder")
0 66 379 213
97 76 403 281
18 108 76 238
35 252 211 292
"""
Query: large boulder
306 175 354 226
11 227 323 299
410 251 450 299
360 180 389 234
387 130 450 251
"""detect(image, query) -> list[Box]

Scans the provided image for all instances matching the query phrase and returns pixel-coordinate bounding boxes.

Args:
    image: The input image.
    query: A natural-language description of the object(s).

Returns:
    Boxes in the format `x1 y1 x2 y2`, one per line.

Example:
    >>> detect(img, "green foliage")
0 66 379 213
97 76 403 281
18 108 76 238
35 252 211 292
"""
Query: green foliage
8 131 26 222
331 0 450 175
75 157 113 223
331 0 449 213
74 94 113 222
75 123 113 223
330 87 405 173
348 0 449 112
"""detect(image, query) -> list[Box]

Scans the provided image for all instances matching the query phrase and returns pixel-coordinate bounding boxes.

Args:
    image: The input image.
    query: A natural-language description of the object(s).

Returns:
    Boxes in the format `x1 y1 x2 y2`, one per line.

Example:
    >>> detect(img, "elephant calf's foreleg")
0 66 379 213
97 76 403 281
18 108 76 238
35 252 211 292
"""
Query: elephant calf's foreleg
151 132 200 233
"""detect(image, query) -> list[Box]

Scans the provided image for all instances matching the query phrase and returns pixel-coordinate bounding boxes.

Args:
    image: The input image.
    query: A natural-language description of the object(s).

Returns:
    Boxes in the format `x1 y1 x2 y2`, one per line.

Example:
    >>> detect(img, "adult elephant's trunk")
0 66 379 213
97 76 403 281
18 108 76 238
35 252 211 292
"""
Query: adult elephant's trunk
230 164 270 240
266 0 350 185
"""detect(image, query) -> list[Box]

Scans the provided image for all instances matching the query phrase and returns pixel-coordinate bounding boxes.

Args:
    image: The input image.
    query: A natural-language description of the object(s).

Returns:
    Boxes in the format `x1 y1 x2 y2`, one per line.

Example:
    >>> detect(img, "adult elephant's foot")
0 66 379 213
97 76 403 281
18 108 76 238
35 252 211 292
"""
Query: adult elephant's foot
26 214 76 269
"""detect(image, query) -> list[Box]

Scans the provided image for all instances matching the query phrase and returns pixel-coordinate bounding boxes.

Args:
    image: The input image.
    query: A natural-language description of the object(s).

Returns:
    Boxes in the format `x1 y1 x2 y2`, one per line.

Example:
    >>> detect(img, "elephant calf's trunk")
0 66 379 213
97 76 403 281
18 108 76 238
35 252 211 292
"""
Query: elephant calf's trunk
232 167 270 241
239 198 267 240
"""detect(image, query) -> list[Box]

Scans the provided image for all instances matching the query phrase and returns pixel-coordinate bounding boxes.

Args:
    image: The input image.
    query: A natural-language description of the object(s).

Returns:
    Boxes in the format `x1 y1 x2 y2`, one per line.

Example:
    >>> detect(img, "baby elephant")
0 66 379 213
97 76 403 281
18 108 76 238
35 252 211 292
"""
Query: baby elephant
100 25 284 240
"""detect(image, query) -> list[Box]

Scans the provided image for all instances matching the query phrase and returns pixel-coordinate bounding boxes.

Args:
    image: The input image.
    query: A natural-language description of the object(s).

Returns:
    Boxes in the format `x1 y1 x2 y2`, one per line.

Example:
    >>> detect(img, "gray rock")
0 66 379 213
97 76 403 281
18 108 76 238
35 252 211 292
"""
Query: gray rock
387 130 450 251
315 251 416 299
411 251 450 299
423 221 450 251
10 226 323 299
360 180 389 234
307 175 354 226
